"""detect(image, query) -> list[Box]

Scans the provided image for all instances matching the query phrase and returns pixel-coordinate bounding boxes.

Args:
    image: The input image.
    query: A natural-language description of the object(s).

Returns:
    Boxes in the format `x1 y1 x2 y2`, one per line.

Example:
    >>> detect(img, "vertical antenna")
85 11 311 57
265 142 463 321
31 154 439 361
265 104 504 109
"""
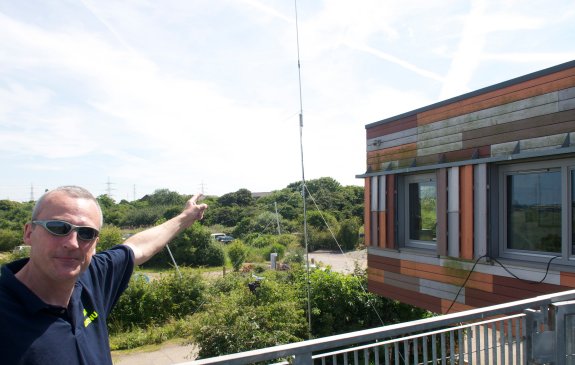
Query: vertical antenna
30 183 34 201
294 0 312 338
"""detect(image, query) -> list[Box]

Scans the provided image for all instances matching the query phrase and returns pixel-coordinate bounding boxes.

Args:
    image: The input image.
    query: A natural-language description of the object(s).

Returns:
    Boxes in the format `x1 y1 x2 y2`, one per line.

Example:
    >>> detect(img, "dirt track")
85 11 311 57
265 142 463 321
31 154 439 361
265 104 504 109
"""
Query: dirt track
112 249 367 365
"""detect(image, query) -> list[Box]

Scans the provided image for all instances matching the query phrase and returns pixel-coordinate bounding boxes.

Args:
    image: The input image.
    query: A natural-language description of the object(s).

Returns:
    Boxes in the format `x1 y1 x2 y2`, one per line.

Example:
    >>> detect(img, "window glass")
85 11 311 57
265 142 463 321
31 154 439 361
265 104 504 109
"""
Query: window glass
408 179 437 242
506 170 561 253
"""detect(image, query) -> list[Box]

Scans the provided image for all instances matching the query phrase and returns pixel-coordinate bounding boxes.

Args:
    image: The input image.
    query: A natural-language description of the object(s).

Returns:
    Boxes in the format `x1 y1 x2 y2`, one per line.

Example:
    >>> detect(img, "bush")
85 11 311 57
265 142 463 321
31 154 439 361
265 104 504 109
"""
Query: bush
337 218 360 251
294 267 429 337
227 241 248 271
109 270 206 332
144 223 225 268
0 229 22 252
261 243 285 261
97 225 124 251
192 276 306 359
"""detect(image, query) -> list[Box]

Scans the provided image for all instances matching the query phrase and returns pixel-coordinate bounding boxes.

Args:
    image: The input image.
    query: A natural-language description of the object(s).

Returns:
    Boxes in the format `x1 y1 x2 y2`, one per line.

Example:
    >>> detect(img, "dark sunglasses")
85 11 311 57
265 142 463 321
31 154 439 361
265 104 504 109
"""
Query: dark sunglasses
32 220 99 241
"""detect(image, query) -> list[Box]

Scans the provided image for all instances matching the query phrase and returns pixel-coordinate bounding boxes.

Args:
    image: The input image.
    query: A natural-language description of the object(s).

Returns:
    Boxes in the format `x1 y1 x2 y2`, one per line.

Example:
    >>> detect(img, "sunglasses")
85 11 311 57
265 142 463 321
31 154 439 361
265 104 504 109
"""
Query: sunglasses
32 220 100 241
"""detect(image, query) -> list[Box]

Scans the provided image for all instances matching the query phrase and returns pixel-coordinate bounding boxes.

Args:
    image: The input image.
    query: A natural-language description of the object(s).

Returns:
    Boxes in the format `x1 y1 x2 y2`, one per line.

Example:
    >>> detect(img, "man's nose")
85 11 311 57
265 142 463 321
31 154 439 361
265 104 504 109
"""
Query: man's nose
62 231 82 248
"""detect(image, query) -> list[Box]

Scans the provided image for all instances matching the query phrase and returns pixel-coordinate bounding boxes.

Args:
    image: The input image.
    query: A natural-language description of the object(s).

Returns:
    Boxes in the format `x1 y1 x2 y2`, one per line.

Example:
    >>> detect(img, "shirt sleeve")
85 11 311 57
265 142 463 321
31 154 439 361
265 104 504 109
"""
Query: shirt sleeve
83 245 135 315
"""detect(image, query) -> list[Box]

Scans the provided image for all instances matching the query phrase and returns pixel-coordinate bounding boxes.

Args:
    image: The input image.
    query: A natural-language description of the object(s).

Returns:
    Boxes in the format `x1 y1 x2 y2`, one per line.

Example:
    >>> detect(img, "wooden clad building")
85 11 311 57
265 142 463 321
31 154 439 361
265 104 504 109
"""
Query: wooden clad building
358 60 575 314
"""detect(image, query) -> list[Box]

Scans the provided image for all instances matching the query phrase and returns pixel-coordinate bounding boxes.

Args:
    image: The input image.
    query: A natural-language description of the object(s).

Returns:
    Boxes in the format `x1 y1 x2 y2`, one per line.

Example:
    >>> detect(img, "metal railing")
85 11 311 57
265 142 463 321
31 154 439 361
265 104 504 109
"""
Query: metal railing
177 289 575 365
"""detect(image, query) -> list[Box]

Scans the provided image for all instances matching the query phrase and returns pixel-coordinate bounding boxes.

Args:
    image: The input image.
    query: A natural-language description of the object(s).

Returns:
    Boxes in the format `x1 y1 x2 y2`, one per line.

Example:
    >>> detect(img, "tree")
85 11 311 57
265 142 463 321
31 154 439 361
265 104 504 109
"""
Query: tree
337 218 360 251
143 189 187 206
218 189 254 207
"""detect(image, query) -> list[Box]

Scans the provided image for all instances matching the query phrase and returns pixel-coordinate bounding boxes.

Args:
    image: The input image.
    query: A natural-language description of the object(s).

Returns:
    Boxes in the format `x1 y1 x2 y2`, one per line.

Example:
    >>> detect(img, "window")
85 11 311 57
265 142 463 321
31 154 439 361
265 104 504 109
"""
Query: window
499 158 575 262
403 173 437 250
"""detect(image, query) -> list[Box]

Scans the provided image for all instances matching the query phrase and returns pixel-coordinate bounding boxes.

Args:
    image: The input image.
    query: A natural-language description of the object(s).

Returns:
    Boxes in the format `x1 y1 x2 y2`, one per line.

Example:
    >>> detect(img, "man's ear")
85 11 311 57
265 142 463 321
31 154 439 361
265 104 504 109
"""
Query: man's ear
23 222 33 245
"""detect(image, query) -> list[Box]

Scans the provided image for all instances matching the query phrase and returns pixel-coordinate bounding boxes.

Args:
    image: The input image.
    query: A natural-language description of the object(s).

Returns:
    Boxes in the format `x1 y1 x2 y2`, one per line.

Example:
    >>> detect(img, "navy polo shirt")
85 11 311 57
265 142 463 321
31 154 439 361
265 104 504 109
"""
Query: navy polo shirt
0 245 134 365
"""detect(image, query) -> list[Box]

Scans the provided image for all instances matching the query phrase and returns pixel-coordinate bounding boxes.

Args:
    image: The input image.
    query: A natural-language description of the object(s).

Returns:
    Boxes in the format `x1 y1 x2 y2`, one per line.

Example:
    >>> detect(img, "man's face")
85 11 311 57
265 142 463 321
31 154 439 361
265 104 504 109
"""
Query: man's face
23 192 101 283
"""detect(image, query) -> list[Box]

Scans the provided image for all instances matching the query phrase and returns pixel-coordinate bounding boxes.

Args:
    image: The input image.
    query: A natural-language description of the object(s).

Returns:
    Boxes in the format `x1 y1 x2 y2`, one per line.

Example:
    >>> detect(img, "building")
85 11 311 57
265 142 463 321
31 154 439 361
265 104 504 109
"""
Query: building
358 60 575 314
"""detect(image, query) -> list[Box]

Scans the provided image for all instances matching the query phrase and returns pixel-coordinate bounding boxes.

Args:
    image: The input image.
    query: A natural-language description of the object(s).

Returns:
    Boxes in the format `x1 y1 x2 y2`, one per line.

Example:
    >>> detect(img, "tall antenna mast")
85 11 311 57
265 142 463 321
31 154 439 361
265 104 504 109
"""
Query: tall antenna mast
294 0 312 338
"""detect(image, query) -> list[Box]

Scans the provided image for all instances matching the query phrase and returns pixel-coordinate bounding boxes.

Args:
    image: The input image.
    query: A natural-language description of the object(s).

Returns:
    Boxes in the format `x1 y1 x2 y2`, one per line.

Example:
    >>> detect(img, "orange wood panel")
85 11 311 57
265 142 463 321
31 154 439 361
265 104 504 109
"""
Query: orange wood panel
367 143 418 163
378 211 387 249
364 178 371 247
366 114 418 139
561 272 575 287
440 299 474 314
418 72 575 126
369 254 494 292
459 165 474 260
492 275 570 296
368 280 443 313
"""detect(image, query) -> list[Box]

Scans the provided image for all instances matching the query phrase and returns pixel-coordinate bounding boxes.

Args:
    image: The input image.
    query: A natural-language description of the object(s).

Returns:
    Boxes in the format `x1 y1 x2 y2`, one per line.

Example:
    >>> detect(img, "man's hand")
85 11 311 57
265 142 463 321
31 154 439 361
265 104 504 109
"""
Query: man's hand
182 194 208 222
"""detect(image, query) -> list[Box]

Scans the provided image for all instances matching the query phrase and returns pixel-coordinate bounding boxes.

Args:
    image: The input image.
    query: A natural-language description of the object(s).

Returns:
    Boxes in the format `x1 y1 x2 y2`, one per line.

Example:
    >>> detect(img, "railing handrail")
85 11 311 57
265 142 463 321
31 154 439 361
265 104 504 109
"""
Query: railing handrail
180 288 575 365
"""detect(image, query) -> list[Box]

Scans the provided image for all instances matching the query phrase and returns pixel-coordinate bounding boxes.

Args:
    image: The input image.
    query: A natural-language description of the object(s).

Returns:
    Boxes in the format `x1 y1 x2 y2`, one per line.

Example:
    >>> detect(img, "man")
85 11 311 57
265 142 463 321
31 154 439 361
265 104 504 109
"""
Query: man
0 186 207 364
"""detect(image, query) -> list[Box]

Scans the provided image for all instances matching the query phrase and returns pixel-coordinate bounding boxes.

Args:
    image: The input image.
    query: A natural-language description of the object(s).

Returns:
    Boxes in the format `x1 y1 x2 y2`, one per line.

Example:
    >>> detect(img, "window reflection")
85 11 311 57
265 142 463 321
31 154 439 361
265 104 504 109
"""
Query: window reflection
409 180 437 242
507 171 561 253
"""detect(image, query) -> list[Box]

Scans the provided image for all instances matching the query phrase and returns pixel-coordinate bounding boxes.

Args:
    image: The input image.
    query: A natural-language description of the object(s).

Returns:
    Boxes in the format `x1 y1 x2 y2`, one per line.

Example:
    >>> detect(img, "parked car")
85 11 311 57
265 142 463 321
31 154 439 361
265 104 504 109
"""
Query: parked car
216 235 234 243
12 245 31 255
210 233 225 240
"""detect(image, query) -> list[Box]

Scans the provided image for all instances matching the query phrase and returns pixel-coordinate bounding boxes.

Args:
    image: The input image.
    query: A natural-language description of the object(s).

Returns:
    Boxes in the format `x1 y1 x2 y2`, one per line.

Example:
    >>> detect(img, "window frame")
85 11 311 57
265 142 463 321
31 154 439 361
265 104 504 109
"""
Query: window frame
400 172 438 251
498 158 575 264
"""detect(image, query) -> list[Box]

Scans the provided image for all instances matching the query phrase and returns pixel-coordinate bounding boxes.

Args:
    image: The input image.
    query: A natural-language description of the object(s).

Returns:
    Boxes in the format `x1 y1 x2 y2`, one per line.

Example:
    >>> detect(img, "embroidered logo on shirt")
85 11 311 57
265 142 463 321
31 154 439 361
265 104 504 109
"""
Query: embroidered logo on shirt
83 308 99 327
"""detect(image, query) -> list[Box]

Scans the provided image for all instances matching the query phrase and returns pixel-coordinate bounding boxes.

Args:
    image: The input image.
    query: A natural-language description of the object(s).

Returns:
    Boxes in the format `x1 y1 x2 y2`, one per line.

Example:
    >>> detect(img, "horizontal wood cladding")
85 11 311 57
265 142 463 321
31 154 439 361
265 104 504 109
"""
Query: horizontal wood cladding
367 143 417 170
561 271 575 287
368 280 444 314
364 68 575 173
368 253 573 313
366 114 417 140
417 71 575 126
369 255 494 292
462 109 575 150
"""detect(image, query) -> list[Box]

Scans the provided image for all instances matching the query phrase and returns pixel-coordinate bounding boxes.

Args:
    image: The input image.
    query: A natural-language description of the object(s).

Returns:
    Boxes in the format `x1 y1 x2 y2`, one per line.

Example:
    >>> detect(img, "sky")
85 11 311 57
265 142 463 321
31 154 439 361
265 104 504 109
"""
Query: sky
1 0 574 202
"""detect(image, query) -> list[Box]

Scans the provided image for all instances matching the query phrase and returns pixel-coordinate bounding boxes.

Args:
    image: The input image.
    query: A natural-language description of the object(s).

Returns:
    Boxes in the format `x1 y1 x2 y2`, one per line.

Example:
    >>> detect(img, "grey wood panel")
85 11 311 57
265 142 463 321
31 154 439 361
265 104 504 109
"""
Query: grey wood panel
367 128 417 152
463 113 575 150
418 141 463 157
474 164 487 258
420 278 465 303
491 133 569 156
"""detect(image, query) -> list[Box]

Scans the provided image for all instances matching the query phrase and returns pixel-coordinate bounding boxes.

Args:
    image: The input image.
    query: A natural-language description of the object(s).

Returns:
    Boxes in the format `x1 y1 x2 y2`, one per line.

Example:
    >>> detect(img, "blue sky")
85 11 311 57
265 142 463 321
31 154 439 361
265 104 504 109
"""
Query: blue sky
1 0 574 202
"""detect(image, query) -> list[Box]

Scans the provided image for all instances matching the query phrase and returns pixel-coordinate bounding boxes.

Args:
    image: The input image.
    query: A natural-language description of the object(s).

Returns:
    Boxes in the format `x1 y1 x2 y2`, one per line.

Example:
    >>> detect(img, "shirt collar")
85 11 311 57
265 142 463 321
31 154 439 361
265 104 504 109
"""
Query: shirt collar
1 259 69 314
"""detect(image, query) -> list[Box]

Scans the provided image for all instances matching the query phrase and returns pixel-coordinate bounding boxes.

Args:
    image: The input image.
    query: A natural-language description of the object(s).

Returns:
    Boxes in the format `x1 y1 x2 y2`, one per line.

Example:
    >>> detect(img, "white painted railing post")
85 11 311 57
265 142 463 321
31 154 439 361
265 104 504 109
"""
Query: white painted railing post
293 352 313 364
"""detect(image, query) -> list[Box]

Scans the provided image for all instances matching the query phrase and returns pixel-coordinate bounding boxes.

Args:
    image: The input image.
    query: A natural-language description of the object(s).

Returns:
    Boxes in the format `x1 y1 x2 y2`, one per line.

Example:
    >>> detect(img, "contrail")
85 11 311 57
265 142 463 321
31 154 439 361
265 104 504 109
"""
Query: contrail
78 0 137 53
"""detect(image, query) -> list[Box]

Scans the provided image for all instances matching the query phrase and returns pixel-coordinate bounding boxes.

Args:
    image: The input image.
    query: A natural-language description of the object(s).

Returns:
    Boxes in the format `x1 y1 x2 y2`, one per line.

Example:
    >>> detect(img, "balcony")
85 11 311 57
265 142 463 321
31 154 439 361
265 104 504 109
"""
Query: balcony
177 289 575 365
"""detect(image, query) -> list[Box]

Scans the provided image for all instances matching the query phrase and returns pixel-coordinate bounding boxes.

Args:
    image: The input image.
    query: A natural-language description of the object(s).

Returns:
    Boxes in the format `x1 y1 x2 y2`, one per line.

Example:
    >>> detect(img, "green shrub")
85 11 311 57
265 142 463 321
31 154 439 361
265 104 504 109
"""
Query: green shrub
0 228 22 252
192 276 306 359
109 270 206 332
337 218 360 251
261 243 285 261
97 225 123 251
227 241 248 271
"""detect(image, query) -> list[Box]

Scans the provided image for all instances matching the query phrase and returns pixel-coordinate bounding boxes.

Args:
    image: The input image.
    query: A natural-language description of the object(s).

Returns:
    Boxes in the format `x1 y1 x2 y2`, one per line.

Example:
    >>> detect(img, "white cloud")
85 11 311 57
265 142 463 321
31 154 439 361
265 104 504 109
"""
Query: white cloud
0 0 574 201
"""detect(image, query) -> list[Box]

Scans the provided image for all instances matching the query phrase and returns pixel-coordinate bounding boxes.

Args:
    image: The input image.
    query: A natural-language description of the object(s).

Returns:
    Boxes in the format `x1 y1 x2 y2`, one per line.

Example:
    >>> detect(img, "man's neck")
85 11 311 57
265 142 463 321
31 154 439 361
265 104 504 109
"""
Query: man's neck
15 263 75 308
